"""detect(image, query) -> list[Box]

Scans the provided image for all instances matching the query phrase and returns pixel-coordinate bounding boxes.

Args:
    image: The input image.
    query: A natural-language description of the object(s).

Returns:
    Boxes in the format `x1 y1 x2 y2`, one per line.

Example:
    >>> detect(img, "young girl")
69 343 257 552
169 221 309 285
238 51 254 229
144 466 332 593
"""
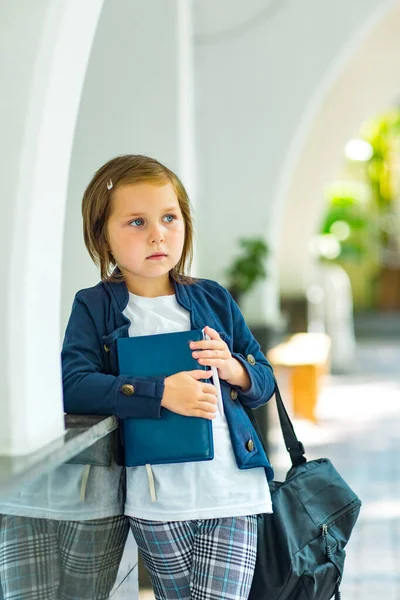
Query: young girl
62 154 276 600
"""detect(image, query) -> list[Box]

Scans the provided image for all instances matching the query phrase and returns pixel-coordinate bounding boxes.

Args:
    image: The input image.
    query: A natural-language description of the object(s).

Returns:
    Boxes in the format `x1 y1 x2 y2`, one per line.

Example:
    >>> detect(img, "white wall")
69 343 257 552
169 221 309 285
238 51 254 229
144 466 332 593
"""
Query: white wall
193 0 396 321
61 0 196 331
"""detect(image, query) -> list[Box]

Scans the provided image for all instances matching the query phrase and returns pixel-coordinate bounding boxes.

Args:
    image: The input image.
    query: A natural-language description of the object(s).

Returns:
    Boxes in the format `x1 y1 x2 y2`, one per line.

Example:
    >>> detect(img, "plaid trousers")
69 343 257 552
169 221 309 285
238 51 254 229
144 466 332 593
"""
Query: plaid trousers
130 515 258 600
0 514 129 600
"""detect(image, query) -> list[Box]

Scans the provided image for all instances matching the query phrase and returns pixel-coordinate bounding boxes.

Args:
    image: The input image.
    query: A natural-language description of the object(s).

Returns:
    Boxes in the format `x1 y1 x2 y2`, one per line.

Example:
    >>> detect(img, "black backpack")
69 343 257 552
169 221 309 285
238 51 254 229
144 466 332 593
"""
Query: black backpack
246 380 361 600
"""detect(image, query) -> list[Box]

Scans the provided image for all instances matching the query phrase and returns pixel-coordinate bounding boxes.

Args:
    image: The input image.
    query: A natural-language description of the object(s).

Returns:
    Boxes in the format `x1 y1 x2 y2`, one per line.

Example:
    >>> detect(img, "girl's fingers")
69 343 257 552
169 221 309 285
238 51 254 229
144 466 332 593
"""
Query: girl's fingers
201 394 218 405
193 350 228 359
197 400 218 414
190 340 226 350
202 383 218 396
188 369 213 379
192 410 216 420
197 358 224 367
204 326 220 339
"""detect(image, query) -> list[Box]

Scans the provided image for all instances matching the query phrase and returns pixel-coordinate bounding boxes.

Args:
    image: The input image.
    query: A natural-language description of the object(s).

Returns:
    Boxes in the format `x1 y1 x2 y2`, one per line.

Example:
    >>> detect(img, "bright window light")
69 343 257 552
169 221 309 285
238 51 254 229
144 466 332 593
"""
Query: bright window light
330 220 351 241
309 235 341 259
344 139 373 161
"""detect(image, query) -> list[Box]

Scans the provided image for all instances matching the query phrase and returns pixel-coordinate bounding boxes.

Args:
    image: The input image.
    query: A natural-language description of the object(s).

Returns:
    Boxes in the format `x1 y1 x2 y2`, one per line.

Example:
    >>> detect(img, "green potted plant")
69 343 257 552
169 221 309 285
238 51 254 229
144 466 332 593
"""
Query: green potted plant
225 237 269 305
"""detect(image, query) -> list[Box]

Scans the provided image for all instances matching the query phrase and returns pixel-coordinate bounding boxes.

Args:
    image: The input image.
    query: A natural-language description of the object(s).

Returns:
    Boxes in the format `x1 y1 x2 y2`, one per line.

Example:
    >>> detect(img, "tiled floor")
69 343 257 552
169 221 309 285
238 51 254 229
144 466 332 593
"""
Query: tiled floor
140 338 400 599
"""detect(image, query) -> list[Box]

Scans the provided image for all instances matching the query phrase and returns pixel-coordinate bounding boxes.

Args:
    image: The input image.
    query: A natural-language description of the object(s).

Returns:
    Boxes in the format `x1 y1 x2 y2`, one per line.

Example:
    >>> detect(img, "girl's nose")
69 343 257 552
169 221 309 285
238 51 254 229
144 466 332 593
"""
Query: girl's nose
149 224 165 244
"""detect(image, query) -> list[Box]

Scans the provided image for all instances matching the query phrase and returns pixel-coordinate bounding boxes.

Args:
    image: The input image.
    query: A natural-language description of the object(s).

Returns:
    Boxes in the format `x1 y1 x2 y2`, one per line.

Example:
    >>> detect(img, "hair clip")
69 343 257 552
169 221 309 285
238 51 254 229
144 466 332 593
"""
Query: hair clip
106 179 113 191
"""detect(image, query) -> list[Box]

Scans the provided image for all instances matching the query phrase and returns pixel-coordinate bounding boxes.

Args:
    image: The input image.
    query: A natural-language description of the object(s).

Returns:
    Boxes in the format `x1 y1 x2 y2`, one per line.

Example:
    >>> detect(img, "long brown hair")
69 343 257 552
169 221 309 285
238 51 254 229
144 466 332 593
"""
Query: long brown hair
82 155 195 282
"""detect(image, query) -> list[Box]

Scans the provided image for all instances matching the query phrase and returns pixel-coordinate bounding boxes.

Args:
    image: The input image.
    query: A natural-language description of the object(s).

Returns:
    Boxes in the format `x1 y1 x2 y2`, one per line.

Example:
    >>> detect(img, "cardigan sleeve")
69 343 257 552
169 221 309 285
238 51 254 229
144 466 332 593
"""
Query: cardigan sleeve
227 290 276 409
62 295 165 419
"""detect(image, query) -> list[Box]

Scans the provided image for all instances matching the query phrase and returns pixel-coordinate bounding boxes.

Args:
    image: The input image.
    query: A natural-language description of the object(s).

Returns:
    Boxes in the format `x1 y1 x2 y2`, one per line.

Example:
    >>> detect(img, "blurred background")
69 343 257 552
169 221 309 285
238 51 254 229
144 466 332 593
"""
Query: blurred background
1 0 400 598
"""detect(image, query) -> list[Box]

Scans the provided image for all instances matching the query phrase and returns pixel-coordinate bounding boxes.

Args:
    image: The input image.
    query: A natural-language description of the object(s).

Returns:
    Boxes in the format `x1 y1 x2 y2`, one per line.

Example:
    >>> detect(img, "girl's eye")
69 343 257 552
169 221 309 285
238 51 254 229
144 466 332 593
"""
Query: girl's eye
130 218 144 227
163 214 176 223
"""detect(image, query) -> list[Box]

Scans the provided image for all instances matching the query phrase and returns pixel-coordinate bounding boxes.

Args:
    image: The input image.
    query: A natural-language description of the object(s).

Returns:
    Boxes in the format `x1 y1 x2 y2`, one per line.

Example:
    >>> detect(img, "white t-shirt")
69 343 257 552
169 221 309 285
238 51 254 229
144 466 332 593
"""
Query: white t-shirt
123 291 272 521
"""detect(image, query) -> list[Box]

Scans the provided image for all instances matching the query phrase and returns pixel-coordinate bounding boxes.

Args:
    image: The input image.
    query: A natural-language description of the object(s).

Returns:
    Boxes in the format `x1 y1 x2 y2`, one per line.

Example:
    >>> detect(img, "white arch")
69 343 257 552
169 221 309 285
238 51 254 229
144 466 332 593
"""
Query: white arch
3 0 104 454
275 0 400 297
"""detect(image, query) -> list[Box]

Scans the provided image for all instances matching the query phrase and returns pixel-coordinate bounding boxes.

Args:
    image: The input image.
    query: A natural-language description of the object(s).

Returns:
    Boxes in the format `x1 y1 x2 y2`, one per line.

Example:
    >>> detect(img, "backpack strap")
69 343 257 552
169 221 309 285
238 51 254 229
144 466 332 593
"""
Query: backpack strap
245 368 307 467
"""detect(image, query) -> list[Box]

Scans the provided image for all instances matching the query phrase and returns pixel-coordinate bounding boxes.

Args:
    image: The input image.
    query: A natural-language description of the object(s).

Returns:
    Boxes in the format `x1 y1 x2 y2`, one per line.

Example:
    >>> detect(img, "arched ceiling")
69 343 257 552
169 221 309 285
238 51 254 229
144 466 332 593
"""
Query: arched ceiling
276 0 400 296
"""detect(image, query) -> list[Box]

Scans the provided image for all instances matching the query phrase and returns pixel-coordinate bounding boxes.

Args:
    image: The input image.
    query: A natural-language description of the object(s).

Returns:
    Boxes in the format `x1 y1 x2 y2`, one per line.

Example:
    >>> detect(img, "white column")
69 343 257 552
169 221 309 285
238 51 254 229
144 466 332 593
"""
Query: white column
0 0 104 455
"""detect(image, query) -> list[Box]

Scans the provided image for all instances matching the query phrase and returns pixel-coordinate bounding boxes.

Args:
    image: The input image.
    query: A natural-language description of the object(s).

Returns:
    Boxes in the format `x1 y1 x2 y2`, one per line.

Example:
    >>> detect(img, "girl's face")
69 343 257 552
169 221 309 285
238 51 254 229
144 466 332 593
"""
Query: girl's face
106 182 185 295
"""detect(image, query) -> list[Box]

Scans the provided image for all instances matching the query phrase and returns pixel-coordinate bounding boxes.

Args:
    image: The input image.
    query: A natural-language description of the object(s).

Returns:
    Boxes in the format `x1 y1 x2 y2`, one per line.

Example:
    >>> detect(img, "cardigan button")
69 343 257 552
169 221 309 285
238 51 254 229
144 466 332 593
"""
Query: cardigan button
121 384 135 396
246 439 255 452
230 389 239 400
246 354 256 365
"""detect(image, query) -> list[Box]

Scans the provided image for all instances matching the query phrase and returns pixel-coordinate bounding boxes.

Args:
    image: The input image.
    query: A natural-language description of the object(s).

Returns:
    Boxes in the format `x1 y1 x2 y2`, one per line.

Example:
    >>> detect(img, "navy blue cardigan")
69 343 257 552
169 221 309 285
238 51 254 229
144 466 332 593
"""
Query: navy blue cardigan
62 277 275 480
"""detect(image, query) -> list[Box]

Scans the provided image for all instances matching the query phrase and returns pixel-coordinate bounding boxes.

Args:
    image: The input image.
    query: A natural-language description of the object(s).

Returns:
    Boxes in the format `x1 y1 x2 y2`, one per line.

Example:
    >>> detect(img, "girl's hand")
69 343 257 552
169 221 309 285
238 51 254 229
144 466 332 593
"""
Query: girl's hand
190 326 251 390
162 370 218 419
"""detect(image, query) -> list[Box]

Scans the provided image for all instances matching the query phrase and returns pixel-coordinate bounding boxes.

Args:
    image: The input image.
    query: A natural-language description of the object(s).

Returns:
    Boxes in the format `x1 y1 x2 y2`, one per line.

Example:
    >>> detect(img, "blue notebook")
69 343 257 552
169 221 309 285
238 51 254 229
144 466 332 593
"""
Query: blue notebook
117 330 214 467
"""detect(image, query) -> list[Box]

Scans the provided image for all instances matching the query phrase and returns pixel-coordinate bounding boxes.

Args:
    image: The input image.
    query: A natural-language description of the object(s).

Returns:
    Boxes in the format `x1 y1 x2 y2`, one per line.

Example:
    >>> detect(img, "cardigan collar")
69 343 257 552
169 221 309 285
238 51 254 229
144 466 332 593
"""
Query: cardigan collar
103 269 192 314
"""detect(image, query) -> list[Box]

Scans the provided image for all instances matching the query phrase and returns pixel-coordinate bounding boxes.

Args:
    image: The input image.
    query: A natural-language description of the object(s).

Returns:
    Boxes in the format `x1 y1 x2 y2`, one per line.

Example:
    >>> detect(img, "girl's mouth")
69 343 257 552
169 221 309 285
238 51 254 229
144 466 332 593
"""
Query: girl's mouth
147 253 167 260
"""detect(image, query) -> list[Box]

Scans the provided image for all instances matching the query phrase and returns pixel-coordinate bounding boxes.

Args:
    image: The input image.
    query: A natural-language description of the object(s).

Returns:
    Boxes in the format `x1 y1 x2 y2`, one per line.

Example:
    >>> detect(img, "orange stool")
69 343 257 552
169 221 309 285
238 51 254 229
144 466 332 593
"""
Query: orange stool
267 333 331 422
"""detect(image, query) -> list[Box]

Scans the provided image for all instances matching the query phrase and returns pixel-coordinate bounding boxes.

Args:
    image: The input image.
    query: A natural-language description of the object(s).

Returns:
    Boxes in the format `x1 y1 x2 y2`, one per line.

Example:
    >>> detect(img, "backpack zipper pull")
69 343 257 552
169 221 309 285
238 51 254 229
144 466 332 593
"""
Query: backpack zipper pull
321 524 333 560
322 525 342 600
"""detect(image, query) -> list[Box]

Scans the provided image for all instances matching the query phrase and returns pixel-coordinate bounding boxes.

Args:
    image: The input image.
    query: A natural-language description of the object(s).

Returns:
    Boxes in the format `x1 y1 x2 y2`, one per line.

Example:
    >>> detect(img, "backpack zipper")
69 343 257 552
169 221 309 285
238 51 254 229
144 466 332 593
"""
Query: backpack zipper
321 524 342 600
322 497 360 528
